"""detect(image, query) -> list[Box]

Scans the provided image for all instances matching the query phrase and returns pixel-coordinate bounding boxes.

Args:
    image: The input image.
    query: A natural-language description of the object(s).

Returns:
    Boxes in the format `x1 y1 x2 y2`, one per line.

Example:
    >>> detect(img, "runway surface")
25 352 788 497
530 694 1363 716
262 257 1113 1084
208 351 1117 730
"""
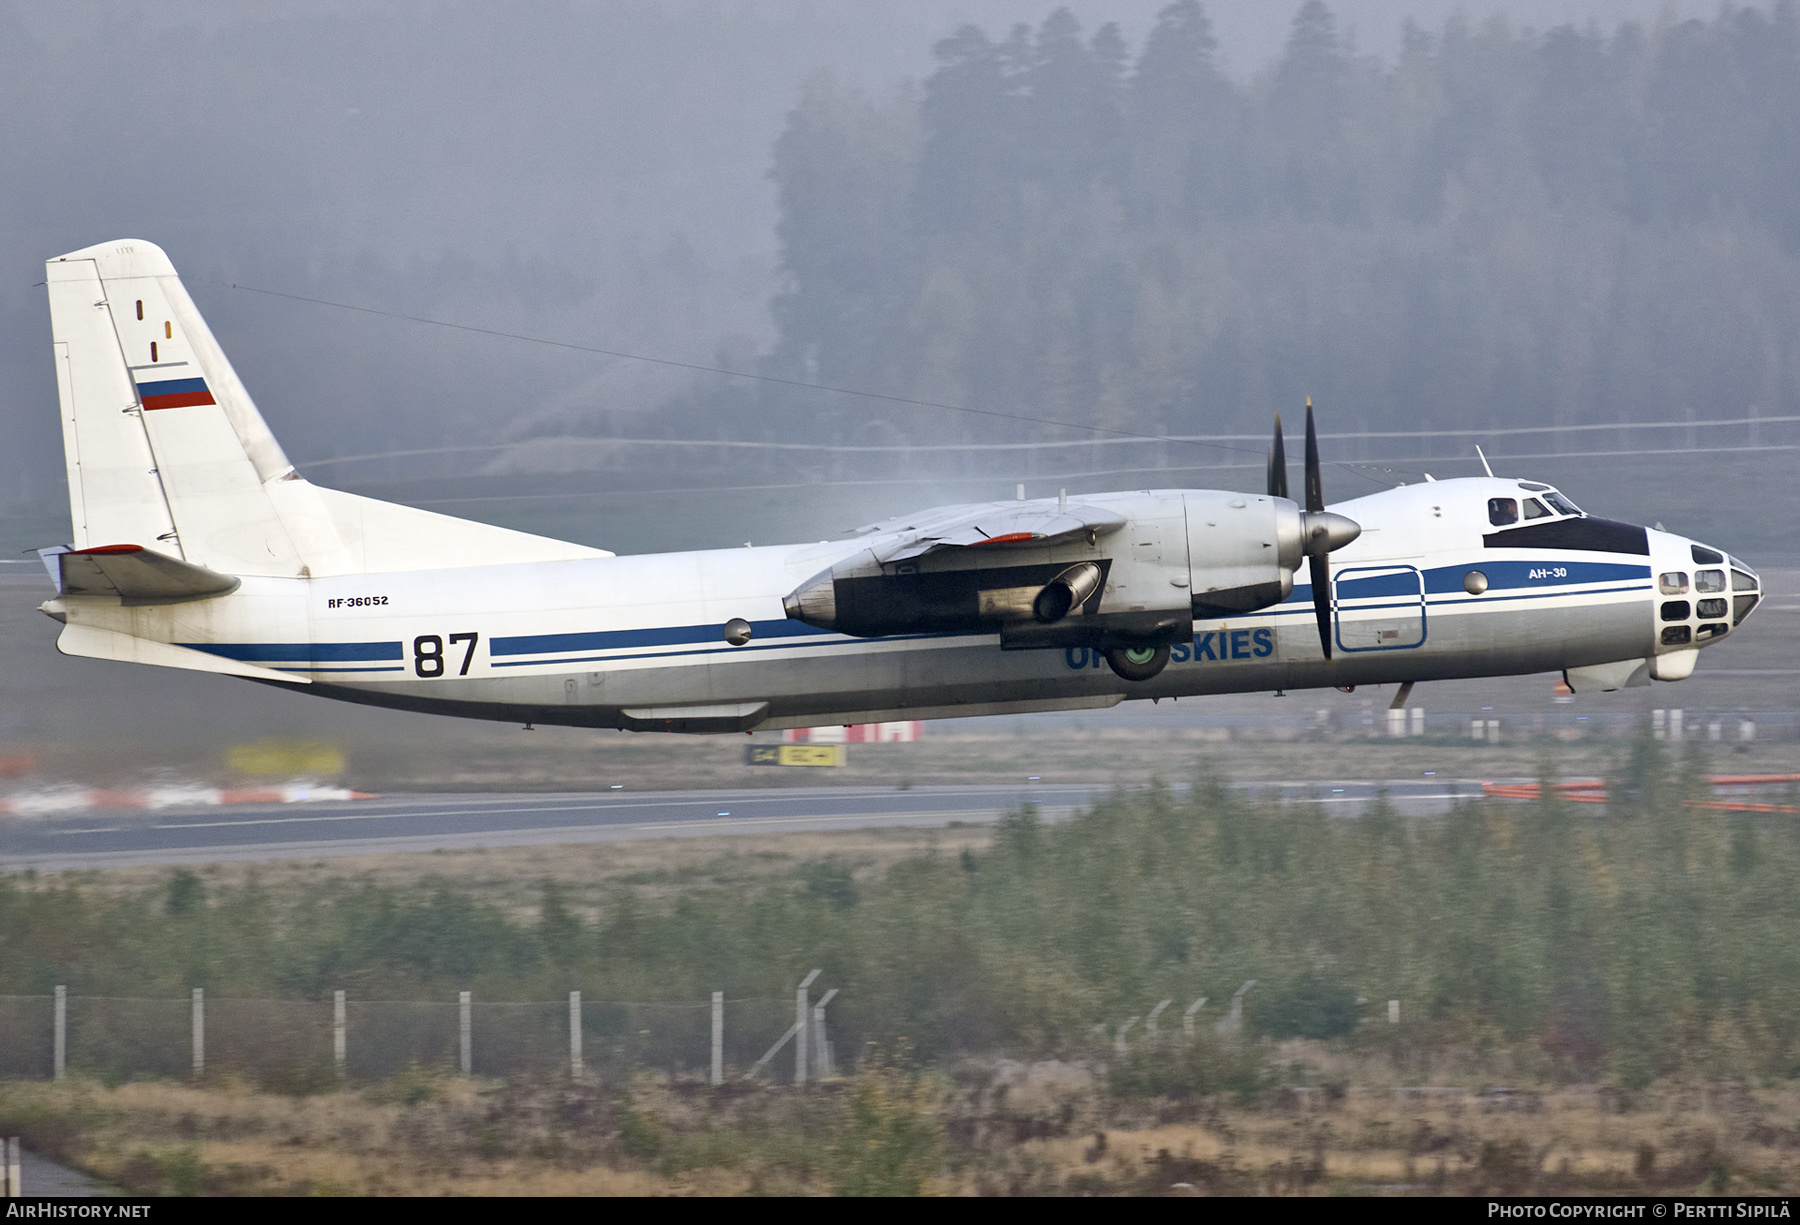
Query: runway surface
0 779 1499 871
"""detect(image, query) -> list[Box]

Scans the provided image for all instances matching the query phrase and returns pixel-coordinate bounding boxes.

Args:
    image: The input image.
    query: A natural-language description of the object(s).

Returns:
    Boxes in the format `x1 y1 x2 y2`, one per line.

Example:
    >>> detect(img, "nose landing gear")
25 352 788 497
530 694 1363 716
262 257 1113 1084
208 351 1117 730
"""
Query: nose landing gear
1104 644 1171 681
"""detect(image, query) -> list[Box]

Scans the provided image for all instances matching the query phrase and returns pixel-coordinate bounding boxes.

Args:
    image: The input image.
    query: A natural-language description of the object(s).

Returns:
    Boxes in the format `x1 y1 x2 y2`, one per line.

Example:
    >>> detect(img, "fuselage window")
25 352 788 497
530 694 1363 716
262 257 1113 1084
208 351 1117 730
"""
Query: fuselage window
150 341 157 362
1692 545 1724 565
1731 569 1758 591
164 321 172 340
1488 498 1518 526
1659 573 1688 594
1523 497 1551 519
135 300 143 321
1661 625 1692 646
1696 623 1728 641
1660 600 1691 622
1543 491 1582 516
1695 569 1726 594
1696 598 1728 619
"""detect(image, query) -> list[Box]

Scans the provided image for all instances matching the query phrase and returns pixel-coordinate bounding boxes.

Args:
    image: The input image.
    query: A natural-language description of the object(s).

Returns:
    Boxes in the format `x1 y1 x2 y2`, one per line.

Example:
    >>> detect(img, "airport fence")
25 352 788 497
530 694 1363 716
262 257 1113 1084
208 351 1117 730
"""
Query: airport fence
0 989 822 1087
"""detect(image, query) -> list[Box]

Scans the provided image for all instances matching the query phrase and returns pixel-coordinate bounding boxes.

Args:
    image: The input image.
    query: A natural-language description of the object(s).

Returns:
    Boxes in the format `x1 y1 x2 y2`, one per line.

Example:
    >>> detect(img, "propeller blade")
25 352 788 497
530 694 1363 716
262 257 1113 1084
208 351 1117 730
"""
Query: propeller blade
1302 398 1337 659
1303 398 1323 514
1267 414 1288 500
1311 552 1332 660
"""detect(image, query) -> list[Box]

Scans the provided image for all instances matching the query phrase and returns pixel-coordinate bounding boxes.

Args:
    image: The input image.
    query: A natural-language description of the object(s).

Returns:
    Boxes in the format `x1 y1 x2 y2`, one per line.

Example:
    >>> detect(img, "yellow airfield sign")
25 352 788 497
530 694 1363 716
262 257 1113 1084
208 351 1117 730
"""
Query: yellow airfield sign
746 744 847 767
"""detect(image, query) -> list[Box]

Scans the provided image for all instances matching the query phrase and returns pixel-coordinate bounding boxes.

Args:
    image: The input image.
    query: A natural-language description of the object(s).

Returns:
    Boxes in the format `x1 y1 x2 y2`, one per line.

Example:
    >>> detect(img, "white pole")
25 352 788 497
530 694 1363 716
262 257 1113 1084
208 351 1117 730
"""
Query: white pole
711 992 724 1086
53 986 65 1080
5 1137 16 1198
812 987 839 1078
1115 1016 1139 1055
1216 980 1257 1037
191 987 204 1080
569 991 583 1081
1388 999 1400 1024
333 990 346 1076
795 969 820 1085
1183 997 1207 1040
1145 999 1172 1039
459 991 472 1076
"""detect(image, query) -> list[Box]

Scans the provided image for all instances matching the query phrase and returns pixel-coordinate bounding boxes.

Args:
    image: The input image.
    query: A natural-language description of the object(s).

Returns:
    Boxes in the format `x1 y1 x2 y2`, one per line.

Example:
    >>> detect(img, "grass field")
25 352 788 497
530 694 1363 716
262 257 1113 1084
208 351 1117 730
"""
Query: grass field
7 742 1800 1195
3 1060 1794 1196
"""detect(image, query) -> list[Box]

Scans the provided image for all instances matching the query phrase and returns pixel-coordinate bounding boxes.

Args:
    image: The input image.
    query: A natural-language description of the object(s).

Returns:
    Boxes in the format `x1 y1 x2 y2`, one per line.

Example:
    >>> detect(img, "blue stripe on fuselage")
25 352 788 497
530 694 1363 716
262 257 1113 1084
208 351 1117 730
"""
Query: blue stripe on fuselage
1277 559 1650 605
1423 559 1649 592
181 641 403 662
490 618 824 657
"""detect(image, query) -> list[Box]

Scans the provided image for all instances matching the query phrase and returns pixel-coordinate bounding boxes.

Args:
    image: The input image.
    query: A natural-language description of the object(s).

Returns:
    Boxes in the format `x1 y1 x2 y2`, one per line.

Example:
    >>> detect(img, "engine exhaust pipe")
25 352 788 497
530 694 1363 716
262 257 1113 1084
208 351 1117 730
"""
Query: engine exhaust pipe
1032 562 1102 623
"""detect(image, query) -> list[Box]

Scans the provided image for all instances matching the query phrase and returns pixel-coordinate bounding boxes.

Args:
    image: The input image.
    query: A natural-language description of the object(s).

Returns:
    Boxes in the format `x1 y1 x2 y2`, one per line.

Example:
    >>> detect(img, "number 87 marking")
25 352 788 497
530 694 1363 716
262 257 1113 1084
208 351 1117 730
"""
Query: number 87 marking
414 633 480 677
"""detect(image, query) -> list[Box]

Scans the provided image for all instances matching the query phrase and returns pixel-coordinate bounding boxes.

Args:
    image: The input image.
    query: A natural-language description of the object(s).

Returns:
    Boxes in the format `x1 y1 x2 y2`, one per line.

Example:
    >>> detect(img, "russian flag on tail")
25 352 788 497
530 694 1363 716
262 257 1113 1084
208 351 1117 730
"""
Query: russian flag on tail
135 375 215 410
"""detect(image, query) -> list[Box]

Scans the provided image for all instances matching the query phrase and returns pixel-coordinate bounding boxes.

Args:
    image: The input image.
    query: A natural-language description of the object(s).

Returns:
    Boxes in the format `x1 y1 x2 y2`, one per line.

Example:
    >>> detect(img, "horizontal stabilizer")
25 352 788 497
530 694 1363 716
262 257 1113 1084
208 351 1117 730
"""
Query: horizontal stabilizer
51 544 240 606
55 622 308 684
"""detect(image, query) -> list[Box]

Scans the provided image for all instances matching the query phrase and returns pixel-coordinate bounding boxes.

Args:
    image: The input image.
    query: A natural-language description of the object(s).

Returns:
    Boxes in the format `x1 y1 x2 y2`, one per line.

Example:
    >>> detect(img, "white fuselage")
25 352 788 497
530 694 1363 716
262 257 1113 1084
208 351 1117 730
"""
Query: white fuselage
47 477 1756 733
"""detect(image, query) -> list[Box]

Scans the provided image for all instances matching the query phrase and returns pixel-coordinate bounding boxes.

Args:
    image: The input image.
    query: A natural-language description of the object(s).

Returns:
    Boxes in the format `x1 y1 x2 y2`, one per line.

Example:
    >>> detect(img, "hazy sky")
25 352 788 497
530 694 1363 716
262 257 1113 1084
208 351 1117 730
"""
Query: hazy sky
0 0 1733 506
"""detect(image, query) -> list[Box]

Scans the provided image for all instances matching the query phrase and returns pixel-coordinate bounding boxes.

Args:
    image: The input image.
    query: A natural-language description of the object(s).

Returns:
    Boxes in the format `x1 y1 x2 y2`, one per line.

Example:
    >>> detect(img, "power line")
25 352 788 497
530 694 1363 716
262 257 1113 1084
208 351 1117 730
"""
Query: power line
203 278 1261 460
393 442 1800 506
206 278 1792 479
292 414 1800 470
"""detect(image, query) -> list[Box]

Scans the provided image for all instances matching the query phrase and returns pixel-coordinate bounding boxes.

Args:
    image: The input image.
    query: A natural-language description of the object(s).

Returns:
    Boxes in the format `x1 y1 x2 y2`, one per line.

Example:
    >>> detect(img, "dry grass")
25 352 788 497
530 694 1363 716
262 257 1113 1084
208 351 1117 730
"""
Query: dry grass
951 1085 1800 1196
7 1064 1800 1196
36 824 994 918
0 1076 764 1195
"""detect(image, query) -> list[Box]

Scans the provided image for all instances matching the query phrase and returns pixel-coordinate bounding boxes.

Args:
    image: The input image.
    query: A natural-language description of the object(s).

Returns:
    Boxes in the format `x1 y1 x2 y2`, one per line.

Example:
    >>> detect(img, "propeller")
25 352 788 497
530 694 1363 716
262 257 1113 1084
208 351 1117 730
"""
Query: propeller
1304 402 1333 659
1266 413 1288 500
1269 399 1361 661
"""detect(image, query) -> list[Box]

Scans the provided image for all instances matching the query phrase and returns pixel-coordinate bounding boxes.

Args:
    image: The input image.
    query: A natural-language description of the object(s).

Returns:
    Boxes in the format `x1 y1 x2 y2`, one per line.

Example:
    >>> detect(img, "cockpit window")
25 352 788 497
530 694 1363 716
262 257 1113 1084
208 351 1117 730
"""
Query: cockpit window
1732 569 1758 591
1522 497 1551 519
1695 569 1726 594
1692 544 1724 565
1488 498 1518 526
1542 491 1582 516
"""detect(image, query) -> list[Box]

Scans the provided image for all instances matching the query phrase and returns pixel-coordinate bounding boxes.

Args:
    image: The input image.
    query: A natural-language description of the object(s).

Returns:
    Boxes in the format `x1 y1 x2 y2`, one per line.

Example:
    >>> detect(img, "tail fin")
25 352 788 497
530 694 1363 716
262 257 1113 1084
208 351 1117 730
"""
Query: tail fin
46 240 608 577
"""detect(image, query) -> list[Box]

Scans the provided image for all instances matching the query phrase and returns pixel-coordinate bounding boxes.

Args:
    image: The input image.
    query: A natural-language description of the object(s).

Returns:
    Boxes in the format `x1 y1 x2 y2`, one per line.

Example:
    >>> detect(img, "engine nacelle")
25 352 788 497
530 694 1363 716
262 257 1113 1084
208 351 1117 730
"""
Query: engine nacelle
1185 490 1301 618
783 490 1329 650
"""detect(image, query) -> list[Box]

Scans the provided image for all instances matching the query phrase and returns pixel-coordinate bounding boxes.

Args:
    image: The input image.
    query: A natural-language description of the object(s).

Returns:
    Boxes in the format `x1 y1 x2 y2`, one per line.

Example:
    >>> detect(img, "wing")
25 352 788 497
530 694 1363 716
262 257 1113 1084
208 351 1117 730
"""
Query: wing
854 500 1127 562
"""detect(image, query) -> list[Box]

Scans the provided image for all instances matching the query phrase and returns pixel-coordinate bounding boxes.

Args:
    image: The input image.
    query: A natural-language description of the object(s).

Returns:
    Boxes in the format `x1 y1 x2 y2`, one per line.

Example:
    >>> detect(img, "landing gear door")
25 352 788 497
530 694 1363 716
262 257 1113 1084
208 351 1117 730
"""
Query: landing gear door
1333 565 1426 653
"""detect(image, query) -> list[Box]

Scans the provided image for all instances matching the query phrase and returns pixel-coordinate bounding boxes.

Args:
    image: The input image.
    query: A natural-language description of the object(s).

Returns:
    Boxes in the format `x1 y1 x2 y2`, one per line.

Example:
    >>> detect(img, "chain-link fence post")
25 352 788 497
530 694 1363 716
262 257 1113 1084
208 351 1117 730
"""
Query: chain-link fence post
459 991 472 1075
53 986 65 1080
568 991 582 1080
191 988 204 1080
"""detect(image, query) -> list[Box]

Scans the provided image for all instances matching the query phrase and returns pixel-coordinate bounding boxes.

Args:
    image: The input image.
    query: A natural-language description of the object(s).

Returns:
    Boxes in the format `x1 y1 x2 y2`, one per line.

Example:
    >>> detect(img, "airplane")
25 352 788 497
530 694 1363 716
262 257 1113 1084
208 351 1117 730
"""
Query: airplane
34 239 1762 734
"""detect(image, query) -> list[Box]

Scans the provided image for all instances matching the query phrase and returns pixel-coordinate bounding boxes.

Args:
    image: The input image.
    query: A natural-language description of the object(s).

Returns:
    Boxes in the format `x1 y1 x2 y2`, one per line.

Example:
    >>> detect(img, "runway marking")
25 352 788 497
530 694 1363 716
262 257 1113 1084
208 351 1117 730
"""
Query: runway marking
623 808 1071 833
48 789 1100 837
2 809 1088 871
41 780 1496 837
